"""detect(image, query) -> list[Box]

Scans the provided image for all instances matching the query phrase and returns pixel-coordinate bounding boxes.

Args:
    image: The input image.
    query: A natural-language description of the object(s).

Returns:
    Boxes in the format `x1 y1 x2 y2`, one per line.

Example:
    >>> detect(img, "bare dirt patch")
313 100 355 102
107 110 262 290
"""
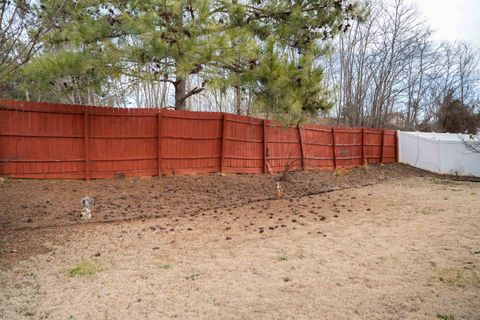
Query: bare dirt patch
0 165 479 319
1 164 422 262
0 164 419 230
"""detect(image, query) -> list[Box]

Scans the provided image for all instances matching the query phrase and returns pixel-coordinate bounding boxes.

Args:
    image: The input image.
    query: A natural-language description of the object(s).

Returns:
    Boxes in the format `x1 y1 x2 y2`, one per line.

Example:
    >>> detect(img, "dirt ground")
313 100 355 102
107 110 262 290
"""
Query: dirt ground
0 165 479 319
0 164 425 262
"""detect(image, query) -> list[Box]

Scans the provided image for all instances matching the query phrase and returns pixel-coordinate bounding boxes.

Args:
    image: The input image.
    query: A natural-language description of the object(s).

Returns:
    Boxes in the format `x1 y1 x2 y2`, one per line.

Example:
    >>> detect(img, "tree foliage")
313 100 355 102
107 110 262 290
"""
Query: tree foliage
241 38 332 122
24 0 358 118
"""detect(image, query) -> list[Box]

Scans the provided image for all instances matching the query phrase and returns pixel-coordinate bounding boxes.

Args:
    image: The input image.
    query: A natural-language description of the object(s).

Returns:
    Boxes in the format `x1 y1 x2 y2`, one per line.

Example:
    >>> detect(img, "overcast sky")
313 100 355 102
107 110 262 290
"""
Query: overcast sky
415 0 480 49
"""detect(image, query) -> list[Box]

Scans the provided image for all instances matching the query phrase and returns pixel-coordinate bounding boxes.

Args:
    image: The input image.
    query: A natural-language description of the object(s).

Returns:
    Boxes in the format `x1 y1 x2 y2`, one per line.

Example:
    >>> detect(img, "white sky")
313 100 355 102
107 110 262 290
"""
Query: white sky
415 0 480 48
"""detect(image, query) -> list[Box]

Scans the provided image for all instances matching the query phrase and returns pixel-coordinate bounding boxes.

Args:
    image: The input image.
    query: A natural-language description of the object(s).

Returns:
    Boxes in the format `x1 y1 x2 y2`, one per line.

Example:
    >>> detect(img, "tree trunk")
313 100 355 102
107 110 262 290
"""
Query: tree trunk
174 78 186 110
234 85 241 115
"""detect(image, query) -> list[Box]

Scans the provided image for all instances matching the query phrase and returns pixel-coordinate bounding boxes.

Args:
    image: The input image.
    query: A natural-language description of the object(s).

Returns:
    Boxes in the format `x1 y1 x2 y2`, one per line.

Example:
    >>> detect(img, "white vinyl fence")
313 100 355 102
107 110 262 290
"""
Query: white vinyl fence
398 131 480 177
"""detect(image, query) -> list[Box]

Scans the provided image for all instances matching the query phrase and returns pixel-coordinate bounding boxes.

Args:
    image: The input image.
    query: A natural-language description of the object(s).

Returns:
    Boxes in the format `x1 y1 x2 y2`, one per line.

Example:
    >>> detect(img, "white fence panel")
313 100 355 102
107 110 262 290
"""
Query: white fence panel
399 131 480 177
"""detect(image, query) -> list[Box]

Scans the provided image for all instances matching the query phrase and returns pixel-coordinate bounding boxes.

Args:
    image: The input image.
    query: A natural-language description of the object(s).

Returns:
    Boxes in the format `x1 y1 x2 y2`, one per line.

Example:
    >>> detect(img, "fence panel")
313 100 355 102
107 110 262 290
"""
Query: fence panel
88 113 158 178
222 114 263 174
399 131 480 177
364 129 383 164
0 106 86 178
334 128 363 167
266 122 303 173
301 125 335 169
381 129 397 163
159 109 223 174
0 99 398 179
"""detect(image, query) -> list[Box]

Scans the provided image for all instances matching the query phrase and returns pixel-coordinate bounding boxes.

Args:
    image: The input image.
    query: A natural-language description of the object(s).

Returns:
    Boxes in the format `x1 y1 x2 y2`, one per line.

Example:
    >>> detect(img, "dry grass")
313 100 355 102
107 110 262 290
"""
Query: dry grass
0 176 479 319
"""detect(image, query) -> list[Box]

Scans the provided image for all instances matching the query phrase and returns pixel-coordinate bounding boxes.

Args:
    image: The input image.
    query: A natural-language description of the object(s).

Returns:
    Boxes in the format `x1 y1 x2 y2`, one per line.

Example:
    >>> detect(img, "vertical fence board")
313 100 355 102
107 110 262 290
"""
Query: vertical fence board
394 130 399 163
361 128 366 165
263 120 268 173
298 125 305 171
84 112 90 180
157 113 162 176
380 129 385 163
220 114 226 173
332 127 337 169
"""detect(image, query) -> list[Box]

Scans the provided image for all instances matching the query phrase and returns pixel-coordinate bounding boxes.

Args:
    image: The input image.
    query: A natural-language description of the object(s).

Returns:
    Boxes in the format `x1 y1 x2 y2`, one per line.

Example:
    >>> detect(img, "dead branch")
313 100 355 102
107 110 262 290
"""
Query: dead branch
461 134 480 153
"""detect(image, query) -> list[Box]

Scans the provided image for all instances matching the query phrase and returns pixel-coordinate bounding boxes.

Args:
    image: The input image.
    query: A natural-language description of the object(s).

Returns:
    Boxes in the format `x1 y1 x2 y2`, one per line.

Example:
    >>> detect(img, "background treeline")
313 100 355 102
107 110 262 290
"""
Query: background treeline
325 0 479 132
1 0 479 132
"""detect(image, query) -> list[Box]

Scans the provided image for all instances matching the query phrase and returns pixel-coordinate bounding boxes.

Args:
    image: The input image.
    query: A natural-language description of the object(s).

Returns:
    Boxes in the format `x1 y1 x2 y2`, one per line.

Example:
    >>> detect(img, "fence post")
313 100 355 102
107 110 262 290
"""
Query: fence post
220 113 226 173
361 127 366 165
157 111 162 176
380 129 385 163
263 119 268 173
437 137 443 173
298 125 305 171
394 130 399 163
332 127 337 169
84 111 90 181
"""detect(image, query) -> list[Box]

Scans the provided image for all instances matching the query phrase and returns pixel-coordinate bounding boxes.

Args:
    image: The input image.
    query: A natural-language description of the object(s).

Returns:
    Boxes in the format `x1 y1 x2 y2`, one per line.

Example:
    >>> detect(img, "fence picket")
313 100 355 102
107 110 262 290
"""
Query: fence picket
298 125 305 171
157 112 162 176
332 127 337 169
84 112 90 181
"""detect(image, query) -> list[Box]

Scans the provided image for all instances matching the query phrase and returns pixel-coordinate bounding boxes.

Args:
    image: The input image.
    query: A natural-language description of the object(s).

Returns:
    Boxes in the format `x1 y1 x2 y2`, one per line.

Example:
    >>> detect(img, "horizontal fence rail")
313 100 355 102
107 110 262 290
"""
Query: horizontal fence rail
0 100 398 179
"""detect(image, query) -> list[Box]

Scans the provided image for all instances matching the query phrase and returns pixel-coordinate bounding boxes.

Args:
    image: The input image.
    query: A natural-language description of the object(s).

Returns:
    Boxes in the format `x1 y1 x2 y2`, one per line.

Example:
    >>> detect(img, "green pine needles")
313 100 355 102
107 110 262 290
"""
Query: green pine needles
24 0 360 120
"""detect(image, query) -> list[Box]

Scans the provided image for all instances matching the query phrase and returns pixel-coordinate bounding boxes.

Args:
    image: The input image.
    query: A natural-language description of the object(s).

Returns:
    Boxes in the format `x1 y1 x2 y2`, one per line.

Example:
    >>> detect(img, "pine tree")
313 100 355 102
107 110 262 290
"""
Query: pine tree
214 0 360 120
27 0 359 113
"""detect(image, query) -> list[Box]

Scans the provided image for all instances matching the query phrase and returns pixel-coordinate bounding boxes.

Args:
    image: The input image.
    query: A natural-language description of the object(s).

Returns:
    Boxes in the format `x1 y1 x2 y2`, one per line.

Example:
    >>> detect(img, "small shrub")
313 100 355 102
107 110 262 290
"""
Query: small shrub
277 254 288 262
158 263 171 270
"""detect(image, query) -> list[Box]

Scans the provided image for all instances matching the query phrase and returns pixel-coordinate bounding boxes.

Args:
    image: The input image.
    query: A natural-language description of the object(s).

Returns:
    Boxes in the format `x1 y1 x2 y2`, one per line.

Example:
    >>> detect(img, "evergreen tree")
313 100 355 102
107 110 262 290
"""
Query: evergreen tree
219 0 359 120
27 0 359 113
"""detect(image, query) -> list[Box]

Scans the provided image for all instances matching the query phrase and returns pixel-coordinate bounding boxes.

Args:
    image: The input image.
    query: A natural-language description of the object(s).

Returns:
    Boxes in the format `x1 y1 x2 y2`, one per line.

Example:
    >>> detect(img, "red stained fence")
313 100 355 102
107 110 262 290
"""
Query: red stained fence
0 100 398 179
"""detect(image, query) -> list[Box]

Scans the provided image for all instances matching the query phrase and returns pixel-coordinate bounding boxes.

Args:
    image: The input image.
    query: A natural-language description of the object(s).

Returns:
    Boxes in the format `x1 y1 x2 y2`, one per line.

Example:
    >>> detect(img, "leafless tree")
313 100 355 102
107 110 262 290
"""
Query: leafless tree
323 0 479 131
0 0 45 83
461 134 480 153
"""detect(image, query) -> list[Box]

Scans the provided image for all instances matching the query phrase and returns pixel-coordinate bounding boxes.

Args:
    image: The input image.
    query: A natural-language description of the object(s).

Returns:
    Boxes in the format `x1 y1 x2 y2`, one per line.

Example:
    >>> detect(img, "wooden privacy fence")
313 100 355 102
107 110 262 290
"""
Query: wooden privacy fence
0 100 398 179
